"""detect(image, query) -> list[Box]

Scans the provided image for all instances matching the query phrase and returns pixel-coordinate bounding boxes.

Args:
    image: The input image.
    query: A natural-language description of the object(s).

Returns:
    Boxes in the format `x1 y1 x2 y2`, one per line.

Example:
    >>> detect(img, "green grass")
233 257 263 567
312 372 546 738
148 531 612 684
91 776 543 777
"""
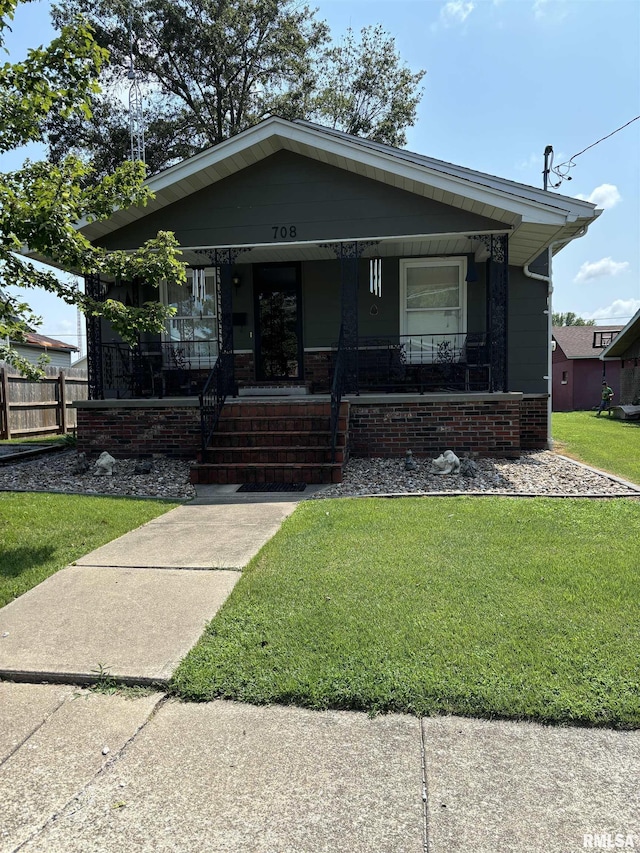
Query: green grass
0 492 179 607
553 411 640 484
0 435 70 446
172 497 640 728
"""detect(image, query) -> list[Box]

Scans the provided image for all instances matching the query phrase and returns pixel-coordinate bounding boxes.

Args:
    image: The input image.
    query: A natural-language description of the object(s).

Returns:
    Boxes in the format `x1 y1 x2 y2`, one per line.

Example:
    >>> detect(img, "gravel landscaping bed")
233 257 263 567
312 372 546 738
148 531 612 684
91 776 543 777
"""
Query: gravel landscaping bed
317 451 640 498
0 449 196 500
0 448 638 500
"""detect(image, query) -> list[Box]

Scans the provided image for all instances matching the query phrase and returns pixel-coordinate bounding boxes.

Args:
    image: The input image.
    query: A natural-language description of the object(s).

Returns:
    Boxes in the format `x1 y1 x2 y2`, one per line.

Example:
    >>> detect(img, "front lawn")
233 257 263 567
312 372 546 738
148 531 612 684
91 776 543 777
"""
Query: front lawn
172 497 640 728
0 492 179 607
553 411 640 485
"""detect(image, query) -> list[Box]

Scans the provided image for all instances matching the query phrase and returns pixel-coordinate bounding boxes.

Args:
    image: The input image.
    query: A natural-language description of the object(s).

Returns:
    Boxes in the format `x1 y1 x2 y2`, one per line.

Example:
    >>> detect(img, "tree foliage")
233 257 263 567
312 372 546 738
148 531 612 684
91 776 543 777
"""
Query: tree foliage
311 25 425 148
48 0 425 176
0 0 185 378
552 312 596 327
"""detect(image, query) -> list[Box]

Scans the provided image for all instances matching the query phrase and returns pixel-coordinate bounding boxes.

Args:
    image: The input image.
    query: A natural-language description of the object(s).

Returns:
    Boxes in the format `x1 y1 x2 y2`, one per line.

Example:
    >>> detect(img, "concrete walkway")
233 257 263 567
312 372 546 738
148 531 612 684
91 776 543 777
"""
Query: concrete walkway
0 501 299 686
1 495 639 851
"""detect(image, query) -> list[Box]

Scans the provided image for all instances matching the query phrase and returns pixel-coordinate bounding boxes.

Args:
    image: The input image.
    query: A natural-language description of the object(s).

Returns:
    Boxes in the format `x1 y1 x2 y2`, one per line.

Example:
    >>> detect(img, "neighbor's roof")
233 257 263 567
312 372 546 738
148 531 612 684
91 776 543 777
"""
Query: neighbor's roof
75 116 600 269
17 332 78 352
600 309 640 358
552 325 623 360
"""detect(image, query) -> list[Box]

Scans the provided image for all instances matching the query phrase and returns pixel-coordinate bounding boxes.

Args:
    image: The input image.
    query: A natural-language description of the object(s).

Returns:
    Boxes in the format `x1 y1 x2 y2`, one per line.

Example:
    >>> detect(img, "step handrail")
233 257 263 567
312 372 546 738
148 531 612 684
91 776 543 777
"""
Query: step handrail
199 352 234 450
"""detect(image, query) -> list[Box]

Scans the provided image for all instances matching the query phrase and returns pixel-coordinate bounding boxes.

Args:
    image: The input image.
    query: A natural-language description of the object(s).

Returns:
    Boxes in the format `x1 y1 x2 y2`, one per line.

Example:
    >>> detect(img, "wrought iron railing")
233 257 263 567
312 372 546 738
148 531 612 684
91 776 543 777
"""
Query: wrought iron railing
331 332 491 394
199 351 235 450
100 340 218 399
330 325 347 463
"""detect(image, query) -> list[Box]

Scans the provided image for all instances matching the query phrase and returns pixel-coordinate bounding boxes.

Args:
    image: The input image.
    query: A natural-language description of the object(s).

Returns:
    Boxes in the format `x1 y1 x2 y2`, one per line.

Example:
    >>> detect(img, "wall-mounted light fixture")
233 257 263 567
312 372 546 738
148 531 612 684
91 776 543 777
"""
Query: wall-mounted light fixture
465 261 478 284
232 273 241 290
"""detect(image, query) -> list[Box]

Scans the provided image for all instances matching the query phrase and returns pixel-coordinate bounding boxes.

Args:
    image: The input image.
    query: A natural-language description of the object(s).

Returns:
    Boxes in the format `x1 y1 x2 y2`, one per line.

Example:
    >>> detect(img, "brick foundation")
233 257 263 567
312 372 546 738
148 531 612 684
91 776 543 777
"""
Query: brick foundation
75 401 201 459
519 395 549 450
348 395 524 458
304 350 332 392
234 352 255 383
75 392 549 461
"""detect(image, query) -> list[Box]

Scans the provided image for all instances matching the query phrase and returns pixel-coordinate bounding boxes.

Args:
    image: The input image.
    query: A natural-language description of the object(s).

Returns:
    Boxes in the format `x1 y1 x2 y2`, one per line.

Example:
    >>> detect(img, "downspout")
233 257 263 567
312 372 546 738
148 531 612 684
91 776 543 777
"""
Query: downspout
523 226 588 448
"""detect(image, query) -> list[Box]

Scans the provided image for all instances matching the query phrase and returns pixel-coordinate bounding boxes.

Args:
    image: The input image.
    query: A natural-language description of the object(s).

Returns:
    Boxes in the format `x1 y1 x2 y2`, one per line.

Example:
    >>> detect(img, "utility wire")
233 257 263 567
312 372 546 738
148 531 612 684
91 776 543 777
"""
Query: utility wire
551 115 640 184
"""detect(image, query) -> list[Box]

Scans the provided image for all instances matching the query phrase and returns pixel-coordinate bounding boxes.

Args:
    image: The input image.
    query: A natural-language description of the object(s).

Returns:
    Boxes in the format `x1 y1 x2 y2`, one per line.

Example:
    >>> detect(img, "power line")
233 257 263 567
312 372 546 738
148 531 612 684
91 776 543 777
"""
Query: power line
550 115 640 186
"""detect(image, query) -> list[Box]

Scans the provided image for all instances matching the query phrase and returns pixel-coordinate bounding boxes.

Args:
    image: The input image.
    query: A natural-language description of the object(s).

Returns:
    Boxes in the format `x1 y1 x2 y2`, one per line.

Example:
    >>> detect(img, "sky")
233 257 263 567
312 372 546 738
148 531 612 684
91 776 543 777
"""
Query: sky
2 0 639 357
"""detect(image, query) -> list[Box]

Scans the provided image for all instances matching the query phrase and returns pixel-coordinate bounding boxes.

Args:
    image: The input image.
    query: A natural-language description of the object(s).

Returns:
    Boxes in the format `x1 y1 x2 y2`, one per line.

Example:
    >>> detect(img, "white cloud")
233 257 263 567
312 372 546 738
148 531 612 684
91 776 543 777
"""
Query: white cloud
585 299 640 323
574 257 630 284
532 0 569 22
575 183 622 209
438 1 475 27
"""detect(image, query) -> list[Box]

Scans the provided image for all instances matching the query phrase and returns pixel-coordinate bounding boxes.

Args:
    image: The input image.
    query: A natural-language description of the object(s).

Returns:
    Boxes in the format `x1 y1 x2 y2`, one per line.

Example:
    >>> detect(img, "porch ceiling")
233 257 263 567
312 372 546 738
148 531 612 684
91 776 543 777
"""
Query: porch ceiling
178 222 573 269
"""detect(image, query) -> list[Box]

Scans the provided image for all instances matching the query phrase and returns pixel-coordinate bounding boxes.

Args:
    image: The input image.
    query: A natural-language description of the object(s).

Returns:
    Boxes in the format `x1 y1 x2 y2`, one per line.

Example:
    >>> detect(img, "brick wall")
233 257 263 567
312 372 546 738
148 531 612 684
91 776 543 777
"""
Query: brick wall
520 396 549 450
234 352 255 383
76 403 201 458
304 350 332 392
348 398 523 458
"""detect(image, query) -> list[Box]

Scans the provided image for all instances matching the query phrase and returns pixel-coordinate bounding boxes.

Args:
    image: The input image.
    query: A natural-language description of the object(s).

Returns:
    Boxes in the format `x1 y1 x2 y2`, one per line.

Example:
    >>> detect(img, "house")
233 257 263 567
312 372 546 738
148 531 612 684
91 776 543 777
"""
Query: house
69 117 601 483
8 332 78 370
600 308 640 411
552 325 622 411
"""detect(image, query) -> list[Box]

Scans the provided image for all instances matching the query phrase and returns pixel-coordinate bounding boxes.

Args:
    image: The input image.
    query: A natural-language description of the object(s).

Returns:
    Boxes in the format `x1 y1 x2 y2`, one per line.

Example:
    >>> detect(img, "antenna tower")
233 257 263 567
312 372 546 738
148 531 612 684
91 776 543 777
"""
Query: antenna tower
128 8 145 163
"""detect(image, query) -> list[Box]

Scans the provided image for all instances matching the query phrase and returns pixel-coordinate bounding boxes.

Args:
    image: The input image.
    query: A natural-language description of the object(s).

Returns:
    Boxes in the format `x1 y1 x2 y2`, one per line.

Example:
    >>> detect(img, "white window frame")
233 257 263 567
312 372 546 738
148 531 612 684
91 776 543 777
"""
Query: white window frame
399 257 467 362
159 268 219 366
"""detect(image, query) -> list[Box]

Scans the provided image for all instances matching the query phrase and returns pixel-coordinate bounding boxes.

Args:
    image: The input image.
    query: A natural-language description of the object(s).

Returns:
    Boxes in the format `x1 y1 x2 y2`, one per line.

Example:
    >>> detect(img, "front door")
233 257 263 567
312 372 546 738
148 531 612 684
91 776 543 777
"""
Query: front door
254 263 303 380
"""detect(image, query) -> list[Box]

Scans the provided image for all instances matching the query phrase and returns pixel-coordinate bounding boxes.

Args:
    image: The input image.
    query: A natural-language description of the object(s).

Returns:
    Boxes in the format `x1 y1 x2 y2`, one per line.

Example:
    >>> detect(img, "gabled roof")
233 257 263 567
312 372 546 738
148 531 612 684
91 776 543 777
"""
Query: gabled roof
600 309 640 358
552 325 623 359
16 332 78 352
79 116 600 268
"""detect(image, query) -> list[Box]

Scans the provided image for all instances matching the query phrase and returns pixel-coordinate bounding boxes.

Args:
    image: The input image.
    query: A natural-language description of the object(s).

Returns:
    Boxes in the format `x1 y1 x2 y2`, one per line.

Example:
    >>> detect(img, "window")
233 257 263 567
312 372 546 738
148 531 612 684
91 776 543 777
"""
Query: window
399 258 467 360
160 268 219 364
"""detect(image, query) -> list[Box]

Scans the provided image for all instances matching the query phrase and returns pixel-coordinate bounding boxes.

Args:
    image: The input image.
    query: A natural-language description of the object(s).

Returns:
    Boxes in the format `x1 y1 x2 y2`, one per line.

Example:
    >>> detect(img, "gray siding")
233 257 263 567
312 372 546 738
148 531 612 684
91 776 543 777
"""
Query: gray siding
13 344 73 370
98 150 507 251
508 267 548 394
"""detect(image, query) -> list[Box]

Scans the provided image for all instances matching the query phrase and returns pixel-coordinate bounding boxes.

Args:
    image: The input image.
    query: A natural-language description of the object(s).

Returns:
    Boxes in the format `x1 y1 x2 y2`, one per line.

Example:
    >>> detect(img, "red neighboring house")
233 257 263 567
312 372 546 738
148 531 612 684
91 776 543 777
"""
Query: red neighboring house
552 325 622 411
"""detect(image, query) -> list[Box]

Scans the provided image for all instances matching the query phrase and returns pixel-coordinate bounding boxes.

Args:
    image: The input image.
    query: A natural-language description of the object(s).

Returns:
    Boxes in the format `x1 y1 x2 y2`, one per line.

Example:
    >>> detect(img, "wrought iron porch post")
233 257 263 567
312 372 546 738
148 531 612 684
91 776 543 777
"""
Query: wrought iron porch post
487 234 509 392
85 273 104 400
322 240 378 394
195 248 239 394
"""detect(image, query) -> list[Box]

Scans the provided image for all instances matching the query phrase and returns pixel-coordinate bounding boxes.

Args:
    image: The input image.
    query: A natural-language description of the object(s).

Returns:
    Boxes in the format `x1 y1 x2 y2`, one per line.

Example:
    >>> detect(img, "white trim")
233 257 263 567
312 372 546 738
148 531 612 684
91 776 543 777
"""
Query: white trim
171 229 513 255
399 256 467 339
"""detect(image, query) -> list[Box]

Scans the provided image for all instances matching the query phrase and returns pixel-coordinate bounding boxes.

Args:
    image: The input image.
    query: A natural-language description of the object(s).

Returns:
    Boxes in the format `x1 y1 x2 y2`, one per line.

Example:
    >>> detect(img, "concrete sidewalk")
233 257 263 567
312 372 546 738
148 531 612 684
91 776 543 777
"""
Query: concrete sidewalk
1 683 638 853
1 495 638 851
0 501 299 686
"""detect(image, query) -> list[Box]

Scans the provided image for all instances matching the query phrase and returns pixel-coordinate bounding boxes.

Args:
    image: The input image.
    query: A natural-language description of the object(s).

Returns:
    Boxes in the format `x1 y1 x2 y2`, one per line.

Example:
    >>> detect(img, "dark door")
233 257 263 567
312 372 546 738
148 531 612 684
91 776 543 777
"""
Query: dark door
254 263 303 380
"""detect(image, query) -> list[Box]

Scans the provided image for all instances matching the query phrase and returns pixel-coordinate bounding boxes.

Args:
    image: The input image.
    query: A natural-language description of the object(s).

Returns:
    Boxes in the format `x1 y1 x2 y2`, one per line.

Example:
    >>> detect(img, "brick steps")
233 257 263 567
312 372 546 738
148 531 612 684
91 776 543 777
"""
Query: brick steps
202 446 345 465
210 430 340 448
190 399 349 486
190 462 343 486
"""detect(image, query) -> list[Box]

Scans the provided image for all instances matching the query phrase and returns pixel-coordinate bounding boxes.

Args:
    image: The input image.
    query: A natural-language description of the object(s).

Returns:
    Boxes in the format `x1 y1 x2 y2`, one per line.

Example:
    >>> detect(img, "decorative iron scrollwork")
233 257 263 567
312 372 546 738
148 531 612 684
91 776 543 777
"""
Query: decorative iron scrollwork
85 273 104 400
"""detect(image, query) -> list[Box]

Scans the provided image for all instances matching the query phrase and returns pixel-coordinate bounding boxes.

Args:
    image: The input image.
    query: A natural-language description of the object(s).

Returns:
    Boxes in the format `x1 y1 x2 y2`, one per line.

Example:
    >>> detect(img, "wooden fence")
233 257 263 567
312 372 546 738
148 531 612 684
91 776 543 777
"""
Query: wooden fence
0 364 88 440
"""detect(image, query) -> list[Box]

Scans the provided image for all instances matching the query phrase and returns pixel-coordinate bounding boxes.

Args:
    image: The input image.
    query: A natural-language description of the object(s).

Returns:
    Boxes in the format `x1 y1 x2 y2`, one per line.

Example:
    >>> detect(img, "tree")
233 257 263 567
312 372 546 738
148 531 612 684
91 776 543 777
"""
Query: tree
0 0 185 379
552 312 595 327
48 0 425 176
310 26 425 148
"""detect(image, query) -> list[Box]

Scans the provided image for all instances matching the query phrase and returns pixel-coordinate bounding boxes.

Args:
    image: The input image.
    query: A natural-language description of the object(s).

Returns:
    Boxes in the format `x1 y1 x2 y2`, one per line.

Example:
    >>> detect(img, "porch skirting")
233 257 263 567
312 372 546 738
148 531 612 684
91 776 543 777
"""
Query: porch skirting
347 393 545 459
74 393 549 460
74 398 201 459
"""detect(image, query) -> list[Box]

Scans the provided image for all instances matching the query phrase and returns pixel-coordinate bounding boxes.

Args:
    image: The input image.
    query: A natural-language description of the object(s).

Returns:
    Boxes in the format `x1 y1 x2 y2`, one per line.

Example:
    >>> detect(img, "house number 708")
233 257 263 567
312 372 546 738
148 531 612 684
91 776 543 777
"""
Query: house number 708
272 225 297 240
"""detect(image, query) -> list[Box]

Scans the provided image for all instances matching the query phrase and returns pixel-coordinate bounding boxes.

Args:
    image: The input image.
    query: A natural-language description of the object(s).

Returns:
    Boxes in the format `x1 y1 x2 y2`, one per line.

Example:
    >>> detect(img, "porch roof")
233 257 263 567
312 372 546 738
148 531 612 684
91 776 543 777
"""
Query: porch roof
78 117 600 269
600 309 640 358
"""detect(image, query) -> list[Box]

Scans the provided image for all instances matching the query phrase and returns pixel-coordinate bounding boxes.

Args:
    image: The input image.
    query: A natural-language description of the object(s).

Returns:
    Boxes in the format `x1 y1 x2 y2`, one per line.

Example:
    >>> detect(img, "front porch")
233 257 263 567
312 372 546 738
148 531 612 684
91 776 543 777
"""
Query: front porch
74 391 548 485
